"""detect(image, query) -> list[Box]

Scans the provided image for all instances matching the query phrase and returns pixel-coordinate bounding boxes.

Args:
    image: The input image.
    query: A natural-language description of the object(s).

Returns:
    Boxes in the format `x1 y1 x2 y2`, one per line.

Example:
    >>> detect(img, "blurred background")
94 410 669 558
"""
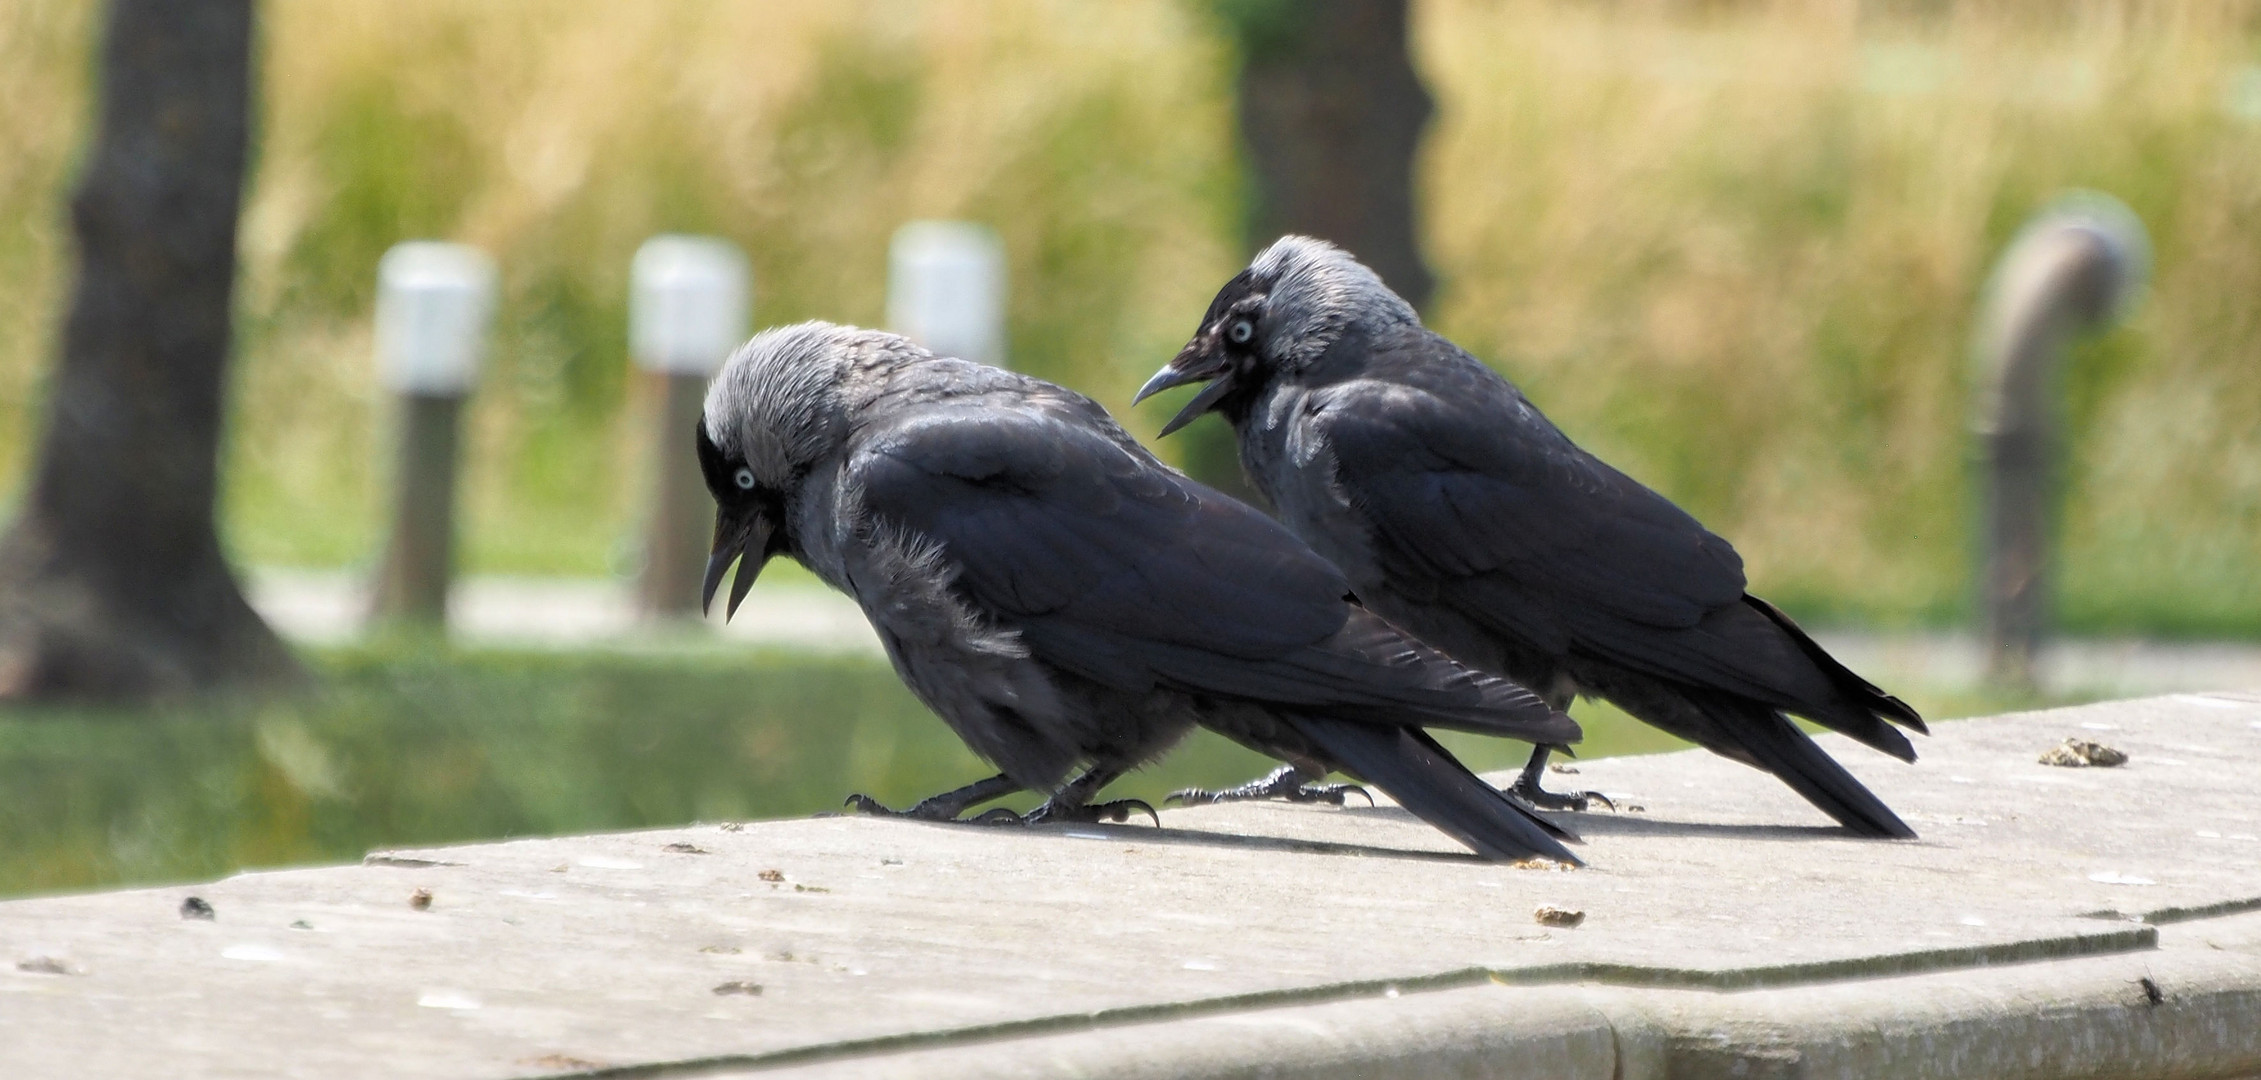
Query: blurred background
1 0 2257 897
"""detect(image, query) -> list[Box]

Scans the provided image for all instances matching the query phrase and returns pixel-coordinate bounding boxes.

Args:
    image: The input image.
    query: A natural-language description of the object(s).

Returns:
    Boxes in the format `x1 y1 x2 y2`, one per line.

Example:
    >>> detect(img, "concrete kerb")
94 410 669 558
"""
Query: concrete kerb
736 918 2261 1080
3 694 2258 1079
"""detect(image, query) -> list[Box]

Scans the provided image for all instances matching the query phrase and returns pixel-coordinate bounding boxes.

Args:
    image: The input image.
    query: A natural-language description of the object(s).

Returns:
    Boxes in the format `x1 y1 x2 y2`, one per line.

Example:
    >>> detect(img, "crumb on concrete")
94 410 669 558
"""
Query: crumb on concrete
410 888 433 911
1534 905 1587 928
179 896 214 921
712 981 763 996
2040 738 2128 767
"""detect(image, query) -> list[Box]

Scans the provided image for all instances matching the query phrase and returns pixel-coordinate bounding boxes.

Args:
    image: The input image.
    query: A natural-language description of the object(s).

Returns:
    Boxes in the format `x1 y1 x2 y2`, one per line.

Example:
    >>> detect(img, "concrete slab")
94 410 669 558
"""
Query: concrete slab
2 694 2257 1078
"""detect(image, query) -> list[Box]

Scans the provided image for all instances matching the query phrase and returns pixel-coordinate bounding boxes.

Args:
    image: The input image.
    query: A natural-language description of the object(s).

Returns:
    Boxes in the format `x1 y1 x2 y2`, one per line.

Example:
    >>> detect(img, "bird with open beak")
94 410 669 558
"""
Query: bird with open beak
1137 236 1926 838
692 320 1586 861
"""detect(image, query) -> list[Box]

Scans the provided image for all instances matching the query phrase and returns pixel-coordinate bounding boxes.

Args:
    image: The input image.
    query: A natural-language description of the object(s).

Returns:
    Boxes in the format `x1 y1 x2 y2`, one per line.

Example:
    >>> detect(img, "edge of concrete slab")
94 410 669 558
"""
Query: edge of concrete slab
712 915 2261 1080
536 925 2170 1080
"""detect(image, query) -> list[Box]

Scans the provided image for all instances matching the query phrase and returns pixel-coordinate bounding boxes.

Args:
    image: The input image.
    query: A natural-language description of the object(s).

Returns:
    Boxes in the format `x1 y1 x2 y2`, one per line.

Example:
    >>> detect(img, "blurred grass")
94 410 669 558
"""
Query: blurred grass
0 646 1654 898
0 643 2061 900
0 0 2255 633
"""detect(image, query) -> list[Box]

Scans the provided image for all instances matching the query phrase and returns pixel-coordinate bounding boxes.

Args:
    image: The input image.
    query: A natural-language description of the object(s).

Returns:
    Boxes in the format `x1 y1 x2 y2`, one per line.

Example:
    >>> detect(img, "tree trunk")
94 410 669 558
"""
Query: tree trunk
0 0 302 701
1188 0 1436 498
1228 0 1435 309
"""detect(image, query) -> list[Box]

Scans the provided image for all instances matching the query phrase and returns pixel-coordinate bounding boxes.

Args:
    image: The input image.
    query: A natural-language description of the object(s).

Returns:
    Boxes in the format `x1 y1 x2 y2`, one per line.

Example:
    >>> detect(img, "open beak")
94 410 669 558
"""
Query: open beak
1133 336 1235 437
701 508 776 620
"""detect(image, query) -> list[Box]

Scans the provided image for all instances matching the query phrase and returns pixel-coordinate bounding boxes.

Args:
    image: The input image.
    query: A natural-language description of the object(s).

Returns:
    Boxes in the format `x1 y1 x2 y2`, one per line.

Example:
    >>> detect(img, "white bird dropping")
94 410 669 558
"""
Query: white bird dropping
887 221 1007 367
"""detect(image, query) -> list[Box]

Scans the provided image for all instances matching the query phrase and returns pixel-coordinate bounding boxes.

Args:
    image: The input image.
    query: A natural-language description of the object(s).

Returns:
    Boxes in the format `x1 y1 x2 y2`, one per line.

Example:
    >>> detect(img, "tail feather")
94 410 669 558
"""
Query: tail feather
1702 696 1916 839
1744 596 1928 756
1289 713 1581 863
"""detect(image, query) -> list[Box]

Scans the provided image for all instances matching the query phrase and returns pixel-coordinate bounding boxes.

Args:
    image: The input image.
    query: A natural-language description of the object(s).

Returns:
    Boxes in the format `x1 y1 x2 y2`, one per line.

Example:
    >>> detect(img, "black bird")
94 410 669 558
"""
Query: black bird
1136 236 1926 838
697 321 1585 862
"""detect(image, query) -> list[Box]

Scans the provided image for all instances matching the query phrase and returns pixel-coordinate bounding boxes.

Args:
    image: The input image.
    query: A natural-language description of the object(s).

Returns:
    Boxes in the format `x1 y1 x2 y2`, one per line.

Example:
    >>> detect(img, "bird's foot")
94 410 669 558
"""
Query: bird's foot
842 773 1025 822
971 798 1160 828
1164 765 1374 808
843 793 976 821
1508 775 1615 813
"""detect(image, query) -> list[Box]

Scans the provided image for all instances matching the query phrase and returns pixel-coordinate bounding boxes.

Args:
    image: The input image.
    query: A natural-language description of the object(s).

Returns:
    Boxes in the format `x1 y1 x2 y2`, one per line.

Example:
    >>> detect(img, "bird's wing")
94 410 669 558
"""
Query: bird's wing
1314 363 1782 695
850 394 1572 743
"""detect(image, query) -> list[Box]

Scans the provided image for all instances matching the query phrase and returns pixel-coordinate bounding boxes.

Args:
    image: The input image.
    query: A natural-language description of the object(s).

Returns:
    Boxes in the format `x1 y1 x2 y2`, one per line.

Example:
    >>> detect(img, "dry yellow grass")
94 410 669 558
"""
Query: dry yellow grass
0 0 2256 631
1421 0 2261 629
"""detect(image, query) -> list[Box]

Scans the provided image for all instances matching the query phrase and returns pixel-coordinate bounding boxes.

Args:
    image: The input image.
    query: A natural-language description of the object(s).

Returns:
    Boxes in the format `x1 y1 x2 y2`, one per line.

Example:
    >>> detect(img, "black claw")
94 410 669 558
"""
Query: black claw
1087 799 1161 827
845 792 969 822
1510 780 1615 813
980 799 1163 828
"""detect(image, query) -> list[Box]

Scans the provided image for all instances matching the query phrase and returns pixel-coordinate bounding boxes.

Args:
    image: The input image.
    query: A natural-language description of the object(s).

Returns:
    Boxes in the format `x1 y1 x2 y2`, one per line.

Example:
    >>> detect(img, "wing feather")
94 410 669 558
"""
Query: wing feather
852 395 1572 744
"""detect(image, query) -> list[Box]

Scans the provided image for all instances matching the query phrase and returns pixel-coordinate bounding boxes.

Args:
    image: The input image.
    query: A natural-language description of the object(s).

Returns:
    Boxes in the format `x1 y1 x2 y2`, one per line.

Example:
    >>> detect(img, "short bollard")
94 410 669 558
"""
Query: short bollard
630 235 750 620
887 221 1006 366
368 242 496 632
1971 194 2147 689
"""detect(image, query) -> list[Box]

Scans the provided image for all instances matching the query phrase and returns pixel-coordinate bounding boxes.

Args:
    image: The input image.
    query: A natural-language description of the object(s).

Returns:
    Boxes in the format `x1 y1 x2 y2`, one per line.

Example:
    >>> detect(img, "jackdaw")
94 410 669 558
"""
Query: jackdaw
696 321 1586 862
1136 237 1926 838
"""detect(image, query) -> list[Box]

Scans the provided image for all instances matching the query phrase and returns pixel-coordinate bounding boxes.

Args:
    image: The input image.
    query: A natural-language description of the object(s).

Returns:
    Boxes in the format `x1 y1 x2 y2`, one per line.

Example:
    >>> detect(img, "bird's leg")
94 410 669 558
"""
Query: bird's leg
1508 744 1614 812
845 773 1023 821
972 765 1159 828
1164 762 1374 808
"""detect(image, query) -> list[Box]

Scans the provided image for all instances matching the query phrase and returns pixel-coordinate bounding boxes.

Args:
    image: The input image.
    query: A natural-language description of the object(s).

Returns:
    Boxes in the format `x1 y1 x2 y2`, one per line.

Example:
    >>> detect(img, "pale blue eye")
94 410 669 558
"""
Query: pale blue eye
734 468 757 490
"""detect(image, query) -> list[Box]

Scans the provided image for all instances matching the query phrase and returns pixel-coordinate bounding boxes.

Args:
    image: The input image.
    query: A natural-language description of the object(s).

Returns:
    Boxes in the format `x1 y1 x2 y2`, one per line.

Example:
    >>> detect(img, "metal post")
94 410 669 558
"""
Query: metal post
368 243 495 632
1971 194 2147 689
630 235 750 621
887 221 1007 366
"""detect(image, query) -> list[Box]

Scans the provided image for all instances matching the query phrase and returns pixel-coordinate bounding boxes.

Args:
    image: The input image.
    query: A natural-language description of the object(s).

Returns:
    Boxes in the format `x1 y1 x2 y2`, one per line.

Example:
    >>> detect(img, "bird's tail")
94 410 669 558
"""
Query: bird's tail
1286 713 1582 863
1743 596 1927 758
1700 696 1916 839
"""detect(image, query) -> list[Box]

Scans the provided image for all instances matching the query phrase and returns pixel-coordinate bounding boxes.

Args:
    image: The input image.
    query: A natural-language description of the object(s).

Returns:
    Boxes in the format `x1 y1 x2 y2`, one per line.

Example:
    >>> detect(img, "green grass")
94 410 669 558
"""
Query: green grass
0 643 2069 900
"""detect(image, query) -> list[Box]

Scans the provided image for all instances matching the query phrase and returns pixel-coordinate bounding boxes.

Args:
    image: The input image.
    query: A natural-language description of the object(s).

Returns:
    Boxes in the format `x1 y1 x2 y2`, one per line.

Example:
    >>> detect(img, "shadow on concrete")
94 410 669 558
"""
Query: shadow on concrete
835 811 1495 865
1547 811 1852 842
827 802 1866 863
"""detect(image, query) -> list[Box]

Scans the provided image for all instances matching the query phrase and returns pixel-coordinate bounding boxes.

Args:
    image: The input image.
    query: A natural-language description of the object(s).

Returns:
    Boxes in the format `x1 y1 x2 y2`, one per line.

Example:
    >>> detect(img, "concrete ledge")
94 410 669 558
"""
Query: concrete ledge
750 915 2261 1080
3 693 2257 1078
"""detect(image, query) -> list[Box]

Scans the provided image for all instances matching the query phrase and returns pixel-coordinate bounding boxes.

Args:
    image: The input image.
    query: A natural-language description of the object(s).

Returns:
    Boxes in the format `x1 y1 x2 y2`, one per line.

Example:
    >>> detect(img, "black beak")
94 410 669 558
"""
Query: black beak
701 508 776 621
1133 335 1235 437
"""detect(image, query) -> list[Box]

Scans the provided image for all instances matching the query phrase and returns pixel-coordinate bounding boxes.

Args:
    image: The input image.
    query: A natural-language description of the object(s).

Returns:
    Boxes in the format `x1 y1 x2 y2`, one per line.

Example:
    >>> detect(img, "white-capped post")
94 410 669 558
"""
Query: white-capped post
630 236 750 620
369 242 495 631
887 221 1006 366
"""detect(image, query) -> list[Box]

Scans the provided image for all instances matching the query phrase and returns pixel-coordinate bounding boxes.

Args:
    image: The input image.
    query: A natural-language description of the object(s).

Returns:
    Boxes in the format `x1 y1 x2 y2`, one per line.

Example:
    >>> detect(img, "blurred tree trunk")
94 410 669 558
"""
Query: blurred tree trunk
1187 0 1436 498
1228 0 1435 307
0 0 301 701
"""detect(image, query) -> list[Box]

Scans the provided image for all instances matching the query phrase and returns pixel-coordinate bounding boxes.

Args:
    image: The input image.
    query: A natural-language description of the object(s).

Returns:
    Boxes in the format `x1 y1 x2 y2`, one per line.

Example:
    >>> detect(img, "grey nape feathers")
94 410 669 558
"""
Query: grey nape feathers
696 320 1585 862
1139 236 1926 838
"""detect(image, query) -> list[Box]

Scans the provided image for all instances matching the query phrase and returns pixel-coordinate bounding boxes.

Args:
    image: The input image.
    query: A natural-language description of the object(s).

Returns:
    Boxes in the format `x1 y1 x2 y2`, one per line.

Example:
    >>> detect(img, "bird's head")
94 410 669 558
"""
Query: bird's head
1135 235 1417 436
697 321 866 618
